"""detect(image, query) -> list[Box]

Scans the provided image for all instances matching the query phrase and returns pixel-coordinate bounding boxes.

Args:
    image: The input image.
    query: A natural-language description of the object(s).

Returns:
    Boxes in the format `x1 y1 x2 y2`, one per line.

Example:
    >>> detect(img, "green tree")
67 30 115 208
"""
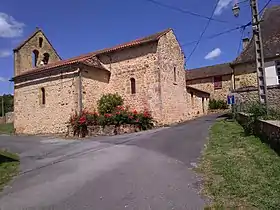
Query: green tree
0 94 14 116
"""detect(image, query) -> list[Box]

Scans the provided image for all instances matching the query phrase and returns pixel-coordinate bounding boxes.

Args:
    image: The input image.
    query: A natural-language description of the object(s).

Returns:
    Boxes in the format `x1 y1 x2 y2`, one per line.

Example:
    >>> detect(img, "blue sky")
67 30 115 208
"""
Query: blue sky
0 0 278 94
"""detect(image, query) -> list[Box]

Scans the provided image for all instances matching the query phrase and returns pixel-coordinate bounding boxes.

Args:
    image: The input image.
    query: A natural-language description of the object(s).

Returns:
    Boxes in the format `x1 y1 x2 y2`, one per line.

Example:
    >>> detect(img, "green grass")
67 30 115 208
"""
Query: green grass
0 150 19 191
198 119 280 209
0 123 14 135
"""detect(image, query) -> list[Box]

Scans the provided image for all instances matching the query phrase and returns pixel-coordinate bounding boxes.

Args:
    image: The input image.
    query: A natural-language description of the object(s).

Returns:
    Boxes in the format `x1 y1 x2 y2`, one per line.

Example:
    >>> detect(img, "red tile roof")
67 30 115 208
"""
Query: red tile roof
186 63 232 80
14 28 172 79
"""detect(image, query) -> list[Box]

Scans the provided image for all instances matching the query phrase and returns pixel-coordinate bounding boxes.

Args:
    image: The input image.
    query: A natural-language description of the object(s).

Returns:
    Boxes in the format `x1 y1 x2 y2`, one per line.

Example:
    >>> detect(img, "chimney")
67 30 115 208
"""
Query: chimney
242 38 250 50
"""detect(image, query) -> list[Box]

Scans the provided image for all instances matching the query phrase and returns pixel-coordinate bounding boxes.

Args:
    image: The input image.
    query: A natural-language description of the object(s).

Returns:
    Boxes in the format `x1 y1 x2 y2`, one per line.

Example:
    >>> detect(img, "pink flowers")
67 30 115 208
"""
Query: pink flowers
128 115 133 119
79 116 86 124
104 113 112 118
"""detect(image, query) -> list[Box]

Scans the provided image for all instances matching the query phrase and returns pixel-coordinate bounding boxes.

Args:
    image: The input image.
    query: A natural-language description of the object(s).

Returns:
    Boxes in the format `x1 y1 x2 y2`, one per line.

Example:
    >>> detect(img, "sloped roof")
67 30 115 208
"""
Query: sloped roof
233 5 280 65
186 63 232 80
14 28 172 79
186 86 210 95
13 28 62 60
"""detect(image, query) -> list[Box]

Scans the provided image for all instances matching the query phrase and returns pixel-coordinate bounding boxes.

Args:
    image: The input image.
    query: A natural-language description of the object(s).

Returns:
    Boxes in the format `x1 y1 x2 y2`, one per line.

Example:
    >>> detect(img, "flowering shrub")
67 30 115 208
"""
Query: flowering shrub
68 106 155 137
97 93 124 115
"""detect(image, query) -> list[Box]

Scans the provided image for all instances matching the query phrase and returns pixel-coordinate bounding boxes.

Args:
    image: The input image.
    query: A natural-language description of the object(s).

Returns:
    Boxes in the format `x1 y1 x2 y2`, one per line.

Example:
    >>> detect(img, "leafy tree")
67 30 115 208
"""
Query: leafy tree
0 94 14 116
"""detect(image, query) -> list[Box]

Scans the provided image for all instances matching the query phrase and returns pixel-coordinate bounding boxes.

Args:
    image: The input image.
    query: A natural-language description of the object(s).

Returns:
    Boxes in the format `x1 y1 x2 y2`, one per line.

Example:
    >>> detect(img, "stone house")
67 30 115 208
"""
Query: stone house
13 28 206 134
186 63 233 101
186 6 280 102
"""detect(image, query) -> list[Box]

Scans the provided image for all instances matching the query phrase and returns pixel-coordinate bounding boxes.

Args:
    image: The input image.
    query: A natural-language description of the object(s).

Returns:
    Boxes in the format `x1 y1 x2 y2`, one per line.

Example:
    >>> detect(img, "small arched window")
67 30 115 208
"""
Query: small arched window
41 87 46 105
43 53 50 65
174 67 177 82
191 92 194 107
130 78 136 94
32 50 39 67
39 37 43 48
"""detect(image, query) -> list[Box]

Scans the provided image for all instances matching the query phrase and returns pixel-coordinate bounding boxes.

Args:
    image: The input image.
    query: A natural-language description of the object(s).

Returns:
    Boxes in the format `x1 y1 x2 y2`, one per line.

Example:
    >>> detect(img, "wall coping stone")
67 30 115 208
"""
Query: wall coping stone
233 84 280 93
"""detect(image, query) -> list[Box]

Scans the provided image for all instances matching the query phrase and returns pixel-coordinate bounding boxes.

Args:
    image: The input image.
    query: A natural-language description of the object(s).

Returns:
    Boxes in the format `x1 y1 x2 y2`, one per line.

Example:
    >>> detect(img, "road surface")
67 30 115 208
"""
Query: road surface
0 114 220 210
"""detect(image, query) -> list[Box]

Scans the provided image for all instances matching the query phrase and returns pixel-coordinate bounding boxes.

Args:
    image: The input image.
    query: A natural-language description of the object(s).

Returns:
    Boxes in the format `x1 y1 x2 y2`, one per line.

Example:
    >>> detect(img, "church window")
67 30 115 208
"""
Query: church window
130 78 136 94
191 92 194 107
41 87 46 105
214 76 222 89
32 50 39 67
39 37 43 48
174 67 177 82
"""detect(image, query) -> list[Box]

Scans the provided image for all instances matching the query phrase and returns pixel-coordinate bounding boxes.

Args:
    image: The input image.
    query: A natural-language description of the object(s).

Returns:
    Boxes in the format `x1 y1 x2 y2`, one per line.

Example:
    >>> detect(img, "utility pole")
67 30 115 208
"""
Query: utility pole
233 0 268 109
250 0 268 107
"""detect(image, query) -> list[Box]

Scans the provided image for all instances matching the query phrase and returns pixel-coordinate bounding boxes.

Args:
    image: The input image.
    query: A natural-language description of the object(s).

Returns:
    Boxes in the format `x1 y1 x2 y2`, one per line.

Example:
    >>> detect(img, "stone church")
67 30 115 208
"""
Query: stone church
13 28 207 134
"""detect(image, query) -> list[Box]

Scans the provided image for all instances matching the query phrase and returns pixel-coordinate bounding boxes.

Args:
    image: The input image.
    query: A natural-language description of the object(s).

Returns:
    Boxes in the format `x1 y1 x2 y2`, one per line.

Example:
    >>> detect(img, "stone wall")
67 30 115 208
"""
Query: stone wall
233 85 280 109
97 42 161 121
14 66 79 134
157 30 189 124
14 30 61 76
186 74 232 101
5 112 14 124
186 87 210 118
232 62 257 89
236 112 280 155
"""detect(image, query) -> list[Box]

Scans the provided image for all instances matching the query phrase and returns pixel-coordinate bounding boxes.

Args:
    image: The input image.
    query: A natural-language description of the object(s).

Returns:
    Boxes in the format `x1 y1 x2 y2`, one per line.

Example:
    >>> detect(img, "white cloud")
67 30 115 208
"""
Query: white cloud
0 77 7 82
0 12 24 38
0 50 11 58
214 0 233 16
205 48 222 60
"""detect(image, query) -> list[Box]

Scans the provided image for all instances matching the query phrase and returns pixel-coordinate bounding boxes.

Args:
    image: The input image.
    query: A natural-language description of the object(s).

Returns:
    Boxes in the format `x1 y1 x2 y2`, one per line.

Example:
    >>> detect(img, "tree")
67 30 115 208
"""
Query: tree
0 94 14 116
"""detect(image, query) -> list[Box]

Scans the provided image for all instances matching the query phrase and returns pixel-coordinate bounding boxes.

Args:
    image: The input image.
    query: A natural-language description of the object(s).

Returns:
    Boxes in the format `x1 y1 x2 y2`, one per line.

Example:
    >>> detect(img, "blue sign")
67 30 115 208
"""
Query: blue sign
227 95 235 105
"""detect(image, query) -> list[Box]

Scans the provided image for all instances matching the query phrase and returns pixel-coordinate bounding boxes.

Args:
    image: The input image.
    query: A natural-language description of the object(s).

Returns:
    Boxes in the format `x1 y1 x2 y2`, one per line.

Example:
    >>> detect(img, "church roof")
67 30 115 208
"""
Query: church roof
233 5 280 65
14 28 172 79
186 63 232 80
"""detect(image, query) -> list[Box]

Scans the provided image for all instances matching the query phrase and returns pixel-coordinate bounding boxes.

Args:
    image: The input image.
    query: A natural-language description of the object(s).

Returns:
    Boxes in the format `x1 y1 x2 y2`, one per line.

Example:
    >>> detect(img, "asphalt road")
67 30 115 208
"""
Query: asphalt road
0 114 220 210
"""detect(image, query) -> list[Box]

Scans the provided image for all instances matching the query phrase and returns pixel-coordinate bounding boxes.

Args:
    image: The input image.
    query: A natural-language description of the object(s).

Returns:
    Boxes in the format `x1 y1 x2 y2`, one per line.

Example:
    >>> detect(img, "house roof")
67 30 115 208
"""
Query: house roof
13 27 62 60
13 28 172 79
186 63 232 80
233 5 280 65
186 86 210 95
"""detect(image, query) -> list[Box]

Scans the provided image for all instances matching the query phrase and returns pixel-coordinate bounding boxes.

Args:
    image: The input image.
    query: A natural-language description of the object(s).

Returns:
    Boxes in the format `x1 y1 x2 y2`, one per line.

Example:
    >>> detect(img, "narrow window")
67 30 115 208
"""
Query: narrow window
39 37 43 48
41 87 46 105
214 76 222 90
32 50 39 67
174 67 177 82
191 92 194 107
130 78 136 94
43 53 50 65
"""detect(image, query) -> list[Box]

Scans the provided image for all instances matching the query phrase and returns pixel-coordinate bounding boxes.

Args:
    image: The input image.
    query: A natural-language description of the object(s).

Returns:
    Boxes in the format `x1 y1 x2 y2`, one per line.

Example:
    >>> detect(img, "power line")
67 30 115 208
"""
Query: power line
259 0 272 14
144 0 238 25
186 0 220 61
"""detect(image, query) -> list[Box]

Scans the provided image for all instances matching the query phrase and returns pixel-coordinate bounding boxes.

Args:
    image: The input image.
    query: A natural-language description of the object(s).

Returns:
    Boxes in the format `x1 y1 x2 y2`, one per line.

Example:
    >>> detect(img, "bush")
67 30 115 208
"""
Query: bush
97 93 124 115
209 99 228 110
68 107 155 137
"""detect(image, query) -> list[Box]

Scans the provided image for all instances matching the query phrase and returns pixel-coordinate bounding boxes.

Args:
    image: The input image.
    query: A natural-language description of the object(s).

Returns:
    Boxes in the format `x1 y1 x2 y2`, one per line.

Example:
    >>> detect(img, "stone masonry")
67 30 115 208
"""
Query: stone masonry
13 28 193 134
186 75 232 101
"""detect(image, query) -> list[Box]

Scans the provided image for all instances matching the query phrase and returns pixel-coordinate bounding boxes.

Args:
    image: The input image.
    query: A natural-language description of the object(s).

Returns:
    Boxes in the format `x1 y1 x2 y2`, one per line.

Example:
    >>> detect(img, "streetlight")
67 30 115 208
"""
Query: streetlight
232 3 240 17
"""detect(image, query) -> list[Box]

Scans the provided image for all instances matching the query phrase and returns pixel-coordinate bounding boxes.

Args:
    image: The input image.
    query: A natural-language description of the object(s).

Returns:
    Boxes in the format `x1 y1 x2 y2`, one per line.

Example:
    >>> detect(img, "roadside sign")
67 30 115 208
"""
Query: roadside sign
227 95 235 105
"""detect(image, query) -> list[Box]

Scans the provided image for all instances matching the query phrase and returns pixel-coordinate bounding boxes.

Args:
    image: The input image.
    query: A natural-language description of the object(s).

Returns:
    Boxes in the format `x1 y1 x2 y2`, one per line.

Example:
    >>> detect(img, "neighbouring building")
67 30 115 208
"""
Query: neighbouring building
186 5 280 102
186 63 233 101
13 28 207 135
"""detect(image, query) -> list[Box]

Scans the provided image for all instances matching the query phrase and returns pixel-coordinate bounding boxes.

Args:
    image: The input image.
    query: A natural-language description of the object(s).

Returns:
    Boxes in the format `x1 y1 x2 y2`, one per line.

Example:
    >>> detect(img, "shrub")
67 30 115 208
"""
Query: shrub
97 93 124 115
209 99 228 110
68 107 155 137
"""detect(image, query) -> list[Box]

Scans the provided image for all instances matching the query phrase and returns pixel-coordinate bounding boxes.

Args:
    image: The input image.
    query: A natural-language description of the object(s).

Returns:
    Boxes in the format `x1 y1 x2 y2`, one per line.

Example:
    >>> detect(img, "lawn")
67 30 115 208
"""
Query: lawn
0 150 19 191
198 119 280 209
0 123 14 135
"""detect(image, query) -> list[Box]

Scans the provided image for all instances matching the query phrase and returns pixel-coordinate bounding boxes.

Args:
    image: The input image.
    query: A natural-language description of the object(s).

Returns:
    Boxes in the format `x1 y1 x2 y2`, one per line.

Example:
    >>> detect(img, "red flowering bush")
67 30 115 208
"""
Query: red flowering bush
69 96 155 137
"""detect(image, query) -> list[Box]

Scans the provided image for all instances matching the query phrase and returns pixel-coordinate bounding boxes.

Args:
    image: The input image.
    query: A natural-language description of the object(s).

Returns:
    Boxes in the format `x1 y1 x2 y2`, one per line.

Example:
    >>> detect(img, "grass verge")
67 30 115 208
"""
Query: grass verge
0 123 14 135
0 150 19 191
198 119 280 209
